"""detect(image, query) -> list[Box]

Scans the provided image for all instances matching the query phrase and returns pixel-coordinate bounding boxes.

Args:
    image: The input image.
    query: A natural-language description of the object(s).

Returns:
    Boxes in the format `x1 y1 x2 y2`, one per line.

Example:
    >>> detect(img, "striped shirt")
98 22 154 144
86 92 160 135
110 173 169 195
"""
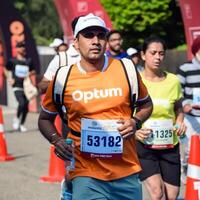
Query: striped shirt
177 58 200 116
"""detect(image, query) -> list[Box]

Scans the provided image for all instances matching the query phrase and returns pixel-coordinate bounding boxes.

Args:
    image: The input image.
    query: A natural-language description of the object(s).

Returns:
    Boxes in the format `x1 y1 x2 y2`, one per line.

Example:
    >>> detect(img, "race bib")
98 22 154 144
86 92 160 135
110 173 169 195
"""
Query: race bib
15 65 29 78
80 118 123 158
143 119 174 149
193 88 200 106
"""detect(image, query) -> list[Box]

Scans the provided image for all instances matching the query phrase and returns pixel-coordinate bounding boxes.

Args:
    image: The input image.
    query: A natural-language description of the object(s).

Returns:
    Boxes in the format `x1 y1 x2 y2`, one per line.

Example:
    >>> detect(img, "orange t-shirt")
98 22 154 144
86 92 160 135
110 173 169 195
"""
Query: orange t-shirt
42 57 149 181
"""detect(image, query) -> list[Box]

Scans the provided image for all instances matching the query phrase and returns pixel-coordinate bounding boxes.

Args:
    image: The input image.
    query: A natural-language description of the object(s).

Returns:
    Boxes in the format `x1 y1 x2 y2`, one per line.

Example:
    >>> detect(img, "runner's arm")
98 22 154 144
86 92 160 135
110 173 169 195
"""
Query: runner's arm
38 110 72 160
38 77 50 94
134 72 153 123
118 73 153 139
118 97 153 139
174 98 187 136
38 55 59 94
134 98 153 123
3 67 15 85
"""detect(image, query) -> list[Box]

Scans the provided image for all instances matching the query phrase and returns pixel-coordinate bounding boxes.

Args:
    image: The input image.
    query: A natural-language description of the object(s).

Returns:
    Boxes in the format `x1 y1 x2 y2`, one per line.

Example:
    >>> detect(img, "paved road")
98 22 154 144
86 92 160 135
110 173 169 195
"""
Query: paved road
0 106 185 200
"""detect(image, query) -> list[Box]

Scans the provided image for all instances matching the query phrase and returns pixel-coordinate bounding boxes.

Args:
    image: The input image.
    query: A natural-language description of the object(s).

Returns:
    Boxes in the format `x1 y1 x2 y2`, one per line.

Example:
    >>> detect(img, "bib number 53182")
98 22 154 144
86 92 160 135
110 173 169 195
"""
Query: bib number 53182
87 135 122 147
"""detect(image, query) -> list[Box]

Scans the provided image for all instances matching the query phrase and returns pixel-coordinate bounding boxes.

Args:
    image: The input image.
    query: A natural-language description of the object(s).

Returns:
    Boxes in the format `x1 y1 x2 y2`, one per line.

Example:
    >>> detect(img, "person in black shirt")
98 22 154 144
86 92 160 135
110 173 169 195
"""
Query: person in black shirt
5 41 35 132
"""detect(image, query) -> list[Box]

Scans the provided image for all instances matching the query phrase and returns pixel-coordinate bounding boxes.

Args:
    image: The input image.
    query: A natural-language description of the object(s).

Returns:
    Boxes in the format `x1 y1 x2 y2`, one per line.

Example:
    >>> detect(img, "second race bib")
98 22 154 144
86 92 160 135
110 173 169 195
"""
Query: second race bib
15 64 29 78
143 119 174 149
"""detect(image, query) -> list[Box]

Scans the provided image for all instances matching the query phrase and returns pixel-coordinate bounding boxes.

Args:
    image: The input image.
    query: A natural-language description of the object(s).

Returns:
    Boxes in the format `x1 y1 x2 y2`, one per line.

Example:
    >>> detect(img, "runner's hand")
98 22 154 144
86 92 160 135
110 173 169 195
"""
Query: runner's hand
174 122 187 136
8 78 15 86
183 104 192 113
117 118 137 139
135 128 152 141
52 137 73 161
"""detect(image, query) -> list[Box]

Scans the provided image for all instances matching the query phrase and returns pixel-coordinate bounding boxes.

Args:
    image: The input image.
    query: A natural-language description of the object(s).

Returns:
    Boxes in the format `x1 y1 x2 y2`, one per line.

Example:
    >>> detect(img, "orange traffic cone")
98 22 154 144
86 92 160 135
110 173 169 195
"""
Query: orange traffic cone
40 145 65 182
185 135 200 200
0 106 15 162
40 116 65 182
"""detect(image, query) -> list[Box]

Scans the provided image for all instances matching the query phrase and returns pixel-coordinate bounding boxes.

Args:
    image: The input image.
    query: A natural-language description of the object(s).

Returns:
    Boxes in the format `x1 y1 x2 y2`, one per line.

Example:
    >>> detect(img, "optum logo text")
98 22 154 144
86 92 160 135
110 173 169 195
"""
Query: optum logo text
72 88 123 103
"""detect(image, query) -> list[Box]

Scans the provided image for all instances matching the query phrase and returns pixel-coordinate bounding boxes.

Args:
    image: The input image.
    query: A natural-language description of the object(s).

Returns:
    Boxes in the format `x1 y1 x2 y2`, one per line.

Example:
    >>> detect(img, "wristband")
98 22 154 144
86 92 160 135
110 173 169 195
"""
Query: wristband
132 116 142 130
50 133 61 144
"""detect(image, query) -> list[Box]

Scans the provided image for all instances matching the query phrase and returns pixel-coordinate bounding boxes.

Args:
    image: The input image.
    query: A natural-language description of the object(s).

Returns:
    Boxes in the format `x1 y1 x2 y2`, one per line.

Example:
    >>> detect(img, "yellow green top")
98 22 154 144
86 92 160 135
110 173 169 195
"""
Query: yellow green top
140 71 182 147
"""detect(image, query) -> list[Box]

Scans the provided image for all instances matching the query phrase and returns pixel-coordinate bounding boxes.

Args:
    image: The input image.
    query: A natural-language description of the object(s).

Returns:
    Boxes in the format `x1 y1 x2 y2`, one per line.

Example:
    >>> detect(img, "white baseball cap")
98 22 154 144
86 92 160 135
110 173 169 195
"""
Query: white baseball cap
74 13 108 38
49 38 64 48
127 48 139 56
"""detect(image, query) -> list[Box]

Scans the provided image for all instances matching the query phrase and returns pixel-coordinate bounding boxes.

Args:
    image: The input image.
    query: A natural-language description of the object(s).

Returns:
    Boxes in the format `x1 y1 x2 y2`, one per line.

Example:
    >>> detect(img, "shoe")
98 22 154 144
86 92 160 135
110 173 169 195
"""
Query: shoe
19 125 27 132
13 118 20 130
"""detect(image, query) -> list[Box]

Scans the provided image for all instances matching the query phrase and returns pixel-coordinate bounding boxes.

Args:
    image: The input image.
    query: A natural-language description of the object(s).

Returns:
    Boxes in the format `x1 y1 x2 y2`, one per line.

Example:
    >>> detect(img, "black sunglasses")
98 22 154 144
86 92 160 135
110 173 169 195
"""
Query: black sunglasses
81 31 107 40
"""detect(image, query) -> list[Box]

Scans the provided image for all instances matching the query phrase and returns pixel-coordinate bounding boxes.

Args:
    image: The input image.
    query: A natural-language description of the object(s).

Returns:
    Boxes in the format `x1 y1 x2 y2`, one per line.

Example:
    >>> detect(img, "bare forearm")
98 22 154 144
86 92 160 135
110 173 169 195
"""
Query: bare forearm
135 100 153 122
38 111 60 143
38 110 72 160
176 112 184 124
37 79 50 94
174 106 186 136
118 100 153 139
175 99 184 123
29 70 36 77
3 68 11 78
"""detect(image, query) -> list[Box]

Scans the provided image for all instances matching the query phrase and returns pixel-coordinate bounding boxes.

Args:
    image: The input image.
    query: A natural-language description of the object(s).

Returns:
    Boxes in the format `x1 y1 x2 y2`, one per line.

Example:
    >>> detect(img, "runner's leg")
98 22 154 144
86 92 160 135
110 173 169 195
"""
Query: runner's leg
160 144 180 199
143 174 165 200
164 182 179 200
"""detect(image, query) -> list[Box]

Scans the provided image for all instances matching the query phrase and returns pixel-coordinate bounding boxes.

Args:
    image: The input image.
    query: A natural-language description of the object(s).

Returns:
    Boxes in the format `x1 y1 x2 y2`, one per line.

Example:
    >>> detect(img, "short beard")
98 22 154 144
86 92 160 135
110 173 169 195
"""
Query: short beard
110 46 121 54
86 55 103 64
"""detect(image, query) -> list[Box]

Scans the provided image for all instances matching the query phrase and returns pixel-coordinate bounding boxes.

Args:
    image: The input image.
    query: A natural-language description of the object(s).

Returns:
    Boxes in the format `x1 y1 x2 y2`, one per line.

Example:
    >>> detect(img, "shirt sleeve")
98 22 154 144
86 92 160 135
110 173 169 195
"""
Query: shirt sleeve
176 65 190 106
44 55 59 80
176 65 185 93
41 79 58 114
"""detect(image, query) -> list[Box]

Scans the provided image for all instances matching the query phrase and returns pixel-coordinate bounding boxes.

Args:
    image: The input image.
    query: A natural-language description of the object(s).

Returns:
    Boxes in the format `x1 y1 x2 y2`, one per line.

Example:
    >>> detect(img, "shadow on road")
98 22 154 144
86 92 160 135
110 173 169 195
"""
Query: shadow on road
12 153 33 160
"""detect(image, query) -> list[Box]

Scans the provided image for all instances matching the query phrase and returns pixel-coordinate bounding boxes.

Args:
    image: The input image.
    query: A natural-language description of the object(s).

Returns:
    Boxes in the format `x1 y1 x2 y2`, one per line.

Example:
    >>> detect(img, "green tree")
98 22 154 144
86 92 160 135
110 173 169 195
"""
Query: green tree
100 0 185 49
10 0 185 49
11 0 63 45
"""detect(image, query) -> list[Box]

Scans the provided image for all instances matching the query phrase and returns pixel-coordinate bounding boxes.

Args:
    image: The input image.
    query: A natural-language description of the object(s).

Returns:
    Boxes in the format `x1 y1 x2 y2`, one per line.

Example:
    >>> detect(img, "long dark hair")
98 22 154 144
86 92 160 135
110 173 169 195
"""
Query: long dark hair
142 35 166 53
